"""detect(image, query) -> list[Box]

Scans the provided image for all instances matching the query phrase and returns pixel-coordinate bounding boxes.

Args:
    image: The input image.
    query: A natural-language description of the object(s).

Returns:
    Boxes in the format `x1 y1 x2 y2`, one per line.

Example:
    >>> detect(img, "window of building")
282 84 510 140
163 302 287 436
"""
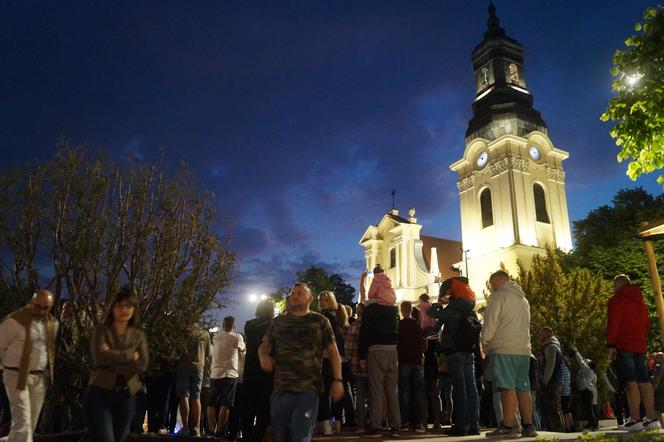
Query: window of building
389 248 396 269
534 183 550 223
480 188 494 228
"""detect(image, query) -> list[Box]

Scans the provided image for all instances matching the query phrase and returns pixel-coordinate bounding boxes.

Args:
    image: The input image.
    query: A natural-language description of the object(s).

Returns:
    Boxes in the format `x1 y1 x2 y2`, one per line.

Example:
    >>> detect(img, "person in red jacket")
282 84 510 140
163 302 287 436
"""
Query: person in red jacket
607 274 661 431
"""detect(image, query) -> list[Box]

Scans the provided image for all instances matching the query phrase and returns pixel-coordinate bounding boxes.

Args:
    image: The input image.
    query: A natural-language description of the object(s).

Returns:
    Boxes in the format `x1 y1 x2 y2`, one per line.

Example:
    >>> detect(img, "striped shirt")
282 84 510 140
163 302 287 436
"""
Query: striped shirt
561 361 572 396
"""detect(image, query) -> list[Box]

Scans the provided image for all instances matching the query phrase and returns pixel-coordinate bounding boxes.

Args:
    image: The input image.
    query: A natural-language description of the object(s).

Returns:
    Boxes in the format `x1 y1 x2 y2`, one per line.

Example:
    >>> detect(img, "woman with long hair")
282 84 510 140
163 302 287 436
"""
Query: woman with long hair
85 287 149 442
317 291 348 434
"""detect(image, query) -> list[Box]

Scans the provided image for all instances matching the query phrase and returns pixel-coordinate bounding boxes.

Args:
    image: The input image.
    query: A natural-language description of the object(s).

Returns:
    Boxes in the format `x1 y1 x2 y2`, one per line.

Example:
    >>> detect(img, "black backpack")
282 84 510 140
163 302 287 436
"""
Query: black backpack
456 310 482 353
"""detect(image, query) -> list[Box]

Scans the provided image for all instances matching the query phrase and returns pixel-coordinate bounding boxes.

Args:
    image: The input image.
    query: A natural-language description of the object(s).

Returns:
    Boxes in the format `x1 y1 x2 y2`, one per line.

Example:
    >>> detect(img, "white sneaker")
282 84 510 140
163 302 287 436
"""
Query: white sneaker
623 418 644 432
643 418 662 430
321 420 334 436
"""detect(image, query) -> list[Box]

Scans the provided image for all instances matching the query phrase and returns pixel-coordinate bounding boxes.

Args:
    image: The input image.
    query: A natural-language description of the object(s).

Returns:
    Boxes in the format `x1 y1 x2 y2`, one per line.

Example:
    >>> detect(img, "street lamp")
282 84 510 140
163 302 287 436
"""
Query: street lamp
248 294 258 303
626 73 643 87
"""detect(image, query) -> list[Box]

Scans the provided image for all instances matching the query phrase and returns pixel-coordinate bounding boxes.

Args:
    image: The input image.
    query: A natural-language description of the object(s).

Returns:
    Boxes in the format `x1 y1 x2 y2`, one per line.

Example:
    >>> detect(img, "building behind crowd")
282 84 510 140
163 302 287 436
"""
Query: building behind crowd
360 3 574 303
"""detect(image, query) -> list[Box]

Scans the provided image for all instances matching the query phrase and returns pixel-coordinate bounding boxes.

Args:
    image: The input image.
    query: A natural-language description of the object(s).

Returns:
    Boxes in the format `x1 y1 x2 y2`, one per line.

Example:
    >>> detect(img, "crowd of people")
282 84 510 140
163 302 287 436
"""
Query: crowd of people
0 270 663 441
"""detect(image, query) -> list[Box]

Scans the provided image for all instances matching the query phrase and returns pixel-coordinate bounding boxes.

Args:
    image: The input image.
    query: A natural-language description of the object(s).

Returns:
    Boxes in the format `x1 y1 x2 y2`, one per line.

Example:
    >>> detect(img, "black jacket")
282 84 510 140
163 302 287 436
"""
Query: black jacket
358 303 399 359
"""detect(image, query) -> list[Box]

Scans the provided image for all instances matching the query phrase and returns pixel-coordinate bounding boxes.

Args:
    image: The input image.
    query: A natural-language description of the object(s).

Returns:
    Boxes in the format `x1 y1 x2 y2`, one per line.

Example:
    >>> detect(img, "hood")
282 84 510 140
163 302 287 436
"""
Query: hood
617 284 644 301
503 281 526 298
543 335 561 348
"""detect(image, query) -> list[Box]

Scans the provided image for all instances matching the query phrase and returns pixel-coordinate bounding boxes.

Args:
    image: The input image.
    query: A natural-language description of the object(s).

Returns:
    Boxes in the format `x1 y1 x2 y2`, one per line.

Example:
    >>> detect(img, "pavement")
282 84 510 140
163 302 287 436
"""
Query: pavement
28 419 661 441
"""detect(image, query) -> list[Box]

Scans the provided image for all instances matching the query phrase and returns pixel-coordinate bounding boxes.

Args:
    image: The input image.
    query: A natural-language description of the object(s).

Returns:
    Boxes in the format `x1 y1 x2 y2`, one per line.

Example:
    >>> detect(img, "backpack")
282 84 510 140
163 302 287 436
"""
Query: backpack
456 310 482 352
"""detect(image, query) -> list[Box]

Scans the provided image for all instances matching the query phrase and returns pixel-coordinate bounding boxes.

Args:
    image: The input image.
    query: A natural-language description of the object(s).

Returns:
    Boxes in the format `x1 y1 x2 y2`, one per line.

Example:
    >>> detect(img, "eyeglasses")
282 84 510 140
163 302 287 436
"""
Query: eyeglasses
114 303 135 309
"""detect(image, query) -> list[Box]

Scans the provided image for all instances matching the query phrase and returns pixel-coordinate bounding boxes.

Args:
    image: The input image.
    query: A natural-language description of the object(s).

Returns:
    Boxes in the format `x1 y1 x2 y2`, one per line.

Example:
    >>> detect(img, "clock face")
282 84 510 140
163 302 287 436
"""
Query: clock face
529 145 541 161
476 151 489 167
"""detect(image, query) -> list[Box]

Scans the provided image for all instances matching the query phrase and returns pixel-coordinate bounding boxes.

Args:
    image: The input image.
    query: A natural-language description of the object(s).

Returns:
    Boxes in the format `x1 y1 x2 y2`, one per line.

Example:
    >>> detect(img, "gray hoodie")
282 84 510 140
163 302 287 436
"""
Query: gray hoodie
480 281 531 356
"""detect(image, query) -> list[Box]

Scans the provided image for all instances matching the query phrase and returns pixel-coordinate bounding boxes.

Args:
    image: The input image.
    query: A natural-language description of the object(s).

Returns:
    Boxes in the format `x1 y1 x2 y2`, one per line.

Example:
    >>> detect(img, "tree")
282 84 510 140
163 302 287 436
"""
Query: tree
0 139 236 411
601 5 664 185
516 248 613 405
269 265 356 312
566 187 664 347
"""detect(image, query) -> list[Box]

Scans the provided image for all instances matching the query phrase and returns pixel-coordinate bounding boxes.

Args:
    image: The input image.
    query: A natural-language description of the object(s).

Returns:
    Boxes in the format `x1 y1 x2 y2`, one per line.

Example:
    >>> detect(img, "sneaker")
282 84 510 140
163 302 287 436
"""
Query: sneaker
623 418 644 432
355 427 367 435
190 427 200 437
389 428 400 437
359 428 382 438
643 418 662 430
486 425 520 439
414 425 426 433
467 425 481 436
176 428 190 436
521 424 538 437
447 426 467 436
322 420 334 436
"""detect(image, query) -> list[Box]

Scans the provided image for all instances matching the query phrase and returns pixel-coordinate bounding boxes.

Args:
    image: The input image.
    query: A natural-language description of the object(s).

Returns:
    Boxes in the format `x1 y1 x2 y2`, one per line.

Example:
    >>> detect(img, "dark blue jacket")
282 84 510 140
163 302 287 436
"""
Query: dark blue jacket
427 297 474 354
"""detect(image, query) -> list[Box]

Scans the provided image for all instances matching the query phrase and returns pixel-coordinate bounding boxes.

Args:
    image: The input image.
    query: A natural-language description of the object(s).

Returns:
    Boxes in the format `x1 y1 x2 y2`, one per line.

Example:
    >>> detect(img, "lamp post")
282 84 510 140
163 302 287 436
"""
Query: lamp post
461 249 470 279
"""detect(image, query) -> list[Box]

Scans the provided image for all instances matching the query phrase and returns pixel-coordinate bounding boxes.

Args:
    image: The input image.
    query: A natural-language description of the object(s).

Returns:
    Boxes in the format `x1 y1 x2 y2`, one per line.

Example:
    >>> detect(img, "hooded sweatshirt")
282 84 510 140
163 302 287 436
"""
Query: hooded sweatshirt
539 336 562 386
367 273 396 306
607 284 649 353
480 281 531 356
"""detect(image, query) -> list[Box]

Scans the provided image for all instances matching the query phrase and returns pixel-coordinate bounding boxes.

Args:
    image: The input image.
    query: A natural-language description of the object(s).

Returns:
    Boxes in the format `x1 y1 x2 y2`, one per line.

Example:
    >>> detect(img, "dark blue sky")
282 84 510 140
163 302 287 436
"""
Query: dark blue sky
2 1 661 326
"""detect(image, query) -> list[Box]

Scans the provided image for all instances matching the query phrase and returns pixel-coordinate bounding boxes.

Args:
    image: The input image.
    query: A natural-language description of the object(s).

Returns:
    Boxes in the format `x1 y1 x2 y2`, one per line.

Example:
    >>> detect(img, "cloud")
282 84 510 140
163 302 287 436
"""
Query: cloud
123 138 144 161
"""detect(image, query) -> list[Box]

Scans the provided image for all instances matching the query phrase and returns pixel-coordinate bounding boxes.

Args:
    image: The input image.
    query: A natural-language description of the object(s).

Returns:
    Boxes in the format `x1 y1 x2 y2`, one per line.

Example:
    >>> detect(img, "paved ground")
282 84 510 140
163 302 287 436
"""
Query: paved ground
27 419 661 441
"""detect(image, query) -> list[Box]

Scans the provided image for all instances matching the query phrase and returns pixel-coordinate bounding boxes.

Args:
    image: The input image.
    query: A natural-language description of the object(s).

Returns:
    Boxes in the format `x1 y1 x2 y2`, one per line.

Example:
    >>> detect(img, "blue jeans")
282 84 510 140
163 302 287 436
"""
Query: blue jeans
447 352 479 430
84 385 136 442
398 364 424 428
270 390 319 442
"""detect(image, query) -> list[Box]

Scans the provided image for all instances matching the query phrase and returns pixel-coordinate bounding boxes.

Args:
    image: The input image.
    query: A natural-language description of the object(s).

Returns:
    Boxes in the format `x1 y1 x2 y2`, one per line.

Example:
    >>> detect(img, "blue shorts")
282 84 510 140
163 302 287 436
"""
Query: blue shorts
617 350 649 383
486 354 530 393
174 367 203 399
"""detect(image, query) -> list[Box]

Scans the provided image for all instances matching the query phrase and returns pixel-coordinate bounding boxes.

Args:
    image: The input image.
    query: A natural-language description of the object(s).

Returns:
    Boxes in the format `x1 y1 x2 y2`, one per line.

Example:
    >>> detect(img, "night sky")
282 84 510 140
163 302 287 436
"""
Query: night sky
2 1 662 328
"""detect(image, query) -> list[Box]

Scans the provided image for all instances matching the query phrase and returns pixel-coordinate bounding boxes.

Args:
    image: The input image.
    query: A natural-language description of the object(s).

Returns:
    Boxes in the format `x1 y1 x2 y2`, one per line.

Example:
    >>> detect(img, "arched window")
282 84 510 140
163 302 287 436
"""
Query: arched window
534 183 550 223
389 248 397 269
480 188 494 228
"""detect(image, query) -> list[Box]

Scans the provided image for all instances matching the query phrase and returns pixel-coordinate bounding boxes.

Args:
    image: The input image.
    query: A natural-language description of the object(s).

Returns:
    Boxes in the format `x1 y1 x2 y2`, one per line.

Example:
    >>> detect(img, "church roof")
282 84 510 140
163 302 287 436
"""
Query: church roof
385 213 411 224
421 235 462 280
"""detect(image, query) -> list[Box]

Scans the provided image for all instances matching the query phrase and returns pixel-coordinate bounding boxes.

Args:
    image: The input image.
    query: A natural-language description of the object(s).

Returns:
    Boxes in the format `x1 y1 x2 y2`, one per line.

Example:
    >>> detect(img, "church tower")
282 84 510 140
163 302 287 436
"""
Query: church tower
450 2 573 299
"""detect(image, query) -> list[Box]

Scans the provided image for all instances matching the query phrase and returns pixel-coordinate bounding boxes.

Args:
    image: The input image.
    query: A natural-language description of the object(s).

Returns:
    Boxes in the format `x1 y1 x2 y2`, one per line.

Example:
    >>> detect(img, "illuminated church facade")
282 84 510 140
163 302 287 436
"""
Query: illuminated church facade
359 3 573 302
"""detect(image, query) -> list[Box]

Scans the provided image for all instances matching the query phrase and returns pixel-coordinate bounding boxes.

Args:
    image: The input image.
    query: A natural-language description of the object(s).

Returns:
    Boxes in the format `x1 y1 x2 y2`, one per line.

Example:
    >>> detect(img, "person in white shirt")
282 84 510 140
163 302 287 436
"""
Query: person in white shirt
0 289 59 442
207 316 245 436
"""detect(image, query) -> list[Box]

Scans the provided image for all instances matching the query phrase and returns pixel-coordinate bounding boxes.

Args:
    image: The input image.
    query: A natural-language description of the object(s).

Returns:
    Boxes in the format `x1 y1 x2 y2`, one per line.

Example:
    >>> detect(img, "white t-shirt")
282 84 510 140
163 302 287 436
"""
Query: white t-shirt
210 331 245 379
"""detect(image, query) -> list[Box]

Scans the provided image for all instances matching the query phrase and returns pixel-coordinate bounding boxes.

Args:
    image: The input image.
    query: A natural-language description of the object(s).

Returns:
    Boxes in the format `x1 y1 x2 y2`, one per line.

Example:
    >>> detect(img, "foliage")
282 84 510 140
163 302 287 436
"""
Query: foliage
601 5 664 185
0 139 236 404
518 248 613 358
536 431 664 441
269 265 356 312
517 248 613 404
567 187 664 348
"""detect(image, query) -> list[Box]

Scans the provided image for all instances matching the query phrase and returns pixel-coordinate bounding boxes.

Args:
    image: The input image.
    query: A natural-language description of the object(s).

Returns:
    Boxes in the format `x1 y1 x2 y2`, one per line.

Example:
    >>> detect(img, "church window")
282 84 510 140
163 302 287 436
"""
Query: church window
480 188 494 228
508 63 519 83
534 183 550 223
480 68 489 86
389 248 396 269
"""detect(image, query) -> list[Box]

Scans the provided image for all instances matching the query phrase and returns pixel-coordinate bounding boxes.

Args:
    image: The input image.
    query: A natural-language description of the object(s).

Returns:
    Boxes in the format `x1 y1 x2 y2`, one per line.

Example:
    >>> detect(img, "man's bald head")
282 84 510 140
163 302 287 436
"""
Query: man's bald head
30 289 54 316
